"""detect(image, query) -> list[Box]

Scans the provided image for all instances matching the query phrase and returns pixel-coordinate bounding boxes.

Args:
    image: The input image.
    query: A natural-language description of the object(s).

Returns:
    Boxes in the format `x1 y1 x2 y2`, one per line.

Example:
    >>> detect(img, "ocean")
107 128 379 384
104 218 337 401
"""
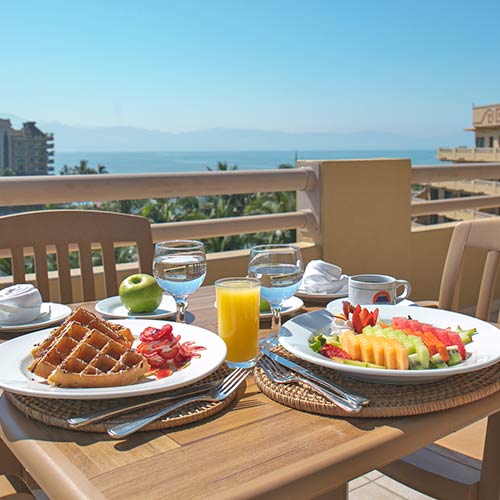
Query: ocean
53 150 447 175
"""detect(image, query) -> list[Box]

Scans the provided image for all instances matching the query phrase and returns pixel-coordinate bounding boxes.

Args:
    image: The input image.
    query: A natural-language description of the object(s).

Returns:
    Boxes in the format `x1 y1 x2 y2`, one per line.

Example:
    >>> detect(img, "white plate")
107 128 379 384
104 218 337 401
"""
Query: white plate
0 303 72 333
214 296 304 319
295 289 347 302
95 295 177 320
278 306 500 384
0 319 227 399
326 298 415 315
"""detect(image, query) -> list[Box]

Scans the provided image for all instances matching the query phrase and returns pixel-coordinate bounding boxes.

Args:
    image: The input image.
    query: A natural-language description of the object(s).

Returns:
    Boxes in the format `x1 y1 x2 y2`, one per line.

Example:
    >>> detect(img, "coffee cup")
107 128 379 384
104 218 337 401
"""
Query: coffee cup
348 274 411 305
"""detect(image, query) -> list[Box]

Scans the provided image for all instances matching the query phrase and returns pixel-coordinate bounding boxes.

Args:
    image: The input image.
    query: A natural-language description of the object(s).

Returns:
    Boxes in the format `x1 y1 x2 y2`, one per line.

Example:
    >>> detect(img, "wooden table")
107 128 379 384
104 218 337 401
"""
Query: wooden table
1 286 499 500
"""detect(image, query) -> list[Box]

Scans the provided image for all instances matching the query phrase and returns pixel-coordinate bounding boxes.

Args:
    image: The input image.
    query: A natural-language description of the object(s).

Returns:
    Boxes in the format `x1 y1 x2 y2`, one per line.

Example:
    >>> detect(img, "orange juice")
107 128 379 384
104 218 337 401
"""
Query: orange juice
215 278 260 367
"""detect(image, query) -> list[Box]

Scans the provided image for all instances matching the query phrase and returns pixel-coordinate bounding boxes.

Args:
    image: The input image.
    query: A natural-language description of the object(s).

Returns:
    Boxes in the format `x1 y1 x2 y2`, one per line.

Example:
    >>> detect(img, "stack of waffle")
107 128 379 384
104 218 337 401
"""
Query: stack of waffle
29 307 150 388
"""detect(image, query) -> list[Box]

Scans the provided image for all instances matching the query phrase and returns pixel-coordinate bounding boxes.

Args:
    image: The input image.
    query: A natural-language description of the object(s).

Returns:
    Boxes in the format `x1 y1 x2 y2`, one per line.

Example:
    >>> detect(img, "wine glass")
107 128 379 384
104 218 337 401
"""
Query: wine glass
248 244 304 347
153 240 207 322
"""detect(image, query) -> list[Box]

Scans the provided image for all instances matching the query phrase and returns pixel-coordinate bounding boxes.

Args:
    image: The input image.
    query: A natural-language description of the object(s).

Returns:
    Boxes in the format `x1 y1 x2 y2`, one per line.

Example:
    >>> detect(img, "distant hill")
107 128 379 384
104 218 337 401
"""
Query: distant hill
1 113 471 151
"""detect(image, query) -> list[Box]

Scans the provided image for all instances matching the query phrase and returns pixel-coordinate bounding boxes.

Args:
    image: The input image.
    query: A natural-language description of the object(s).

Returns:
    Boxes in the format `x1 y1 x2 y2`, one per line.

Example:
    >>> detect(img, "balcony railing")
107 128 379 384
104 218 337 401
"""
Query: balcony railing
2 158 500 311
437 147 500 162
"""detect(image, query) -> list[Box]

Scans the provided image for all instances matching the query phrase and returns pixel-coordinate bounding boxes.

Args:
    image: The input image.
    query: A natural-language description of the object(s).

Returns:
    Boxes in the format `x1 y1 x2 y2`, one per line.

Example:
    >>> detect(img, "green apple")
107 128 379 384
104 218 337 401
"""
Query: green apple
260 298 271 313
118 274 163 313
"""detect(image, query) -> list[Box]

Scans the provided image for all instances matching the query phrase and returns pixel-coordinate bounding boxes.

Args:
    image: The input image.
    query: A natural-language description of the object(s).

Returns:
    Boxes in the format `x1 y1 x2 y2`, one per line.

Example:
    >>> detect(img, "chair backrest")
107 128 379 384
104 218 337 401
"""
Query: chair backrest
0 210 154 303
439 218 500 322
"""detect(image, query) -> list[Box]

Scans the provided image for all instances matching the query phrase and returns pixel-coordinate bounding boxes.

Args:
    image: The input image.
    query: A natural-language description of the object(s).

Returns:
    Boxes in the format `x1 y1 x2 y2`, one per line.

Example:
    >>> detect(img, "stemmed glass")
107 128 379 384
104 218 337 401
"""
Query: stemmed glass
153 240 207 322
248 244 304 347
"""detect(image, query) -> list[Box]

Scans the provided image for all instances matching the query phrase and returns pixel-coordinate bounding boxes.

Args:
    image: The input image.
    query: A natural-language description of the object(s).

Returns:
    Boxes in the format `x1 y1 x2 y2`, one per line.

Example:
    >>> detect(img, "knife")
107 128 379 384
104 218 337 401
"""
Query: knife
67 379 223 428
262 348 369 406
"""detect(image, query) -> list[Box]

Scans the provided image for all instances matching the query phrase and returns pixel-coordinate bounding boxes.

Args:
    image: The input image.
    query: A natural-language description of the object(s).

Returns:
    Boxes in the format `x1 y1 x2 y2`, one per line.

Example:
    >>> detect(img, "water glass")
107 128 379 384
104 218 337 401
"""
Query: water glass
215 277 260 368
153 240 207 322
248 244 304 347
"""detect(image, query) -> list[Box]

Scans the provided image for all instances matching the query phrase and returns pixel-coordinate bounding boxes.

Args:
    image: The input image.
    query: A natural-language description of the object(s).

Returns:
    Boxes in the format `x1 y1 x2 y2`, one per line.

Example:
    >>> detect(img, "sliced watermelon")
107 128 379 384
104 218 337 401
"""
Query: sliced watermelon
446 330 467 360
391 317 407 329
432 328 454 347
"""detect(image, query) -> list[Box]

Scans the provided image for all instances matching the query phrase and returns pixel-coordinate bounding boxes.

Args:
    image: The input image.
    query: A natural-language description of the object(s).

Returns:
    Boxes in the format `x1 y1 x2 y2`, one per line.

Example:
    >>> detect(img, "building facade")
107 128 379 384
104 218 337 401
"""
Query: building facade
0 119 54 175
438 103 500 162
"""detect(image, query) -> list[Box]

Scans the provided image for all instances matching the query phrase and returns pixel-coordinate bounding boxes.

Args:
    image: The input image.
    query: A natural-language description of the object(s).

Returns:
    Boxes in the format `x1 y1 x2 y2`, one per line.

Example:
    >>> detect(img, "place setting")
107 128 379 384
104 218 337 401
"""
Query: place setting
0 240 252 438
255 270 500 417
0 284 72 334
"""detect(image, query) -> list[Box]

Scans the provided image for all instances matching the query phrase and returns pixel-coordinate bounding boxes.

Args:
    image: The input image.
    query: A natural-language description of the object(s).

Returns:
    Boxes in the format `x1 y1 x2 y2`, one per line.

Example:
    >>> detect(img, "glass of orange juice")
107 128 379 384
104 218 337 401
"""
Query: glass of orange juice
215 277 261 368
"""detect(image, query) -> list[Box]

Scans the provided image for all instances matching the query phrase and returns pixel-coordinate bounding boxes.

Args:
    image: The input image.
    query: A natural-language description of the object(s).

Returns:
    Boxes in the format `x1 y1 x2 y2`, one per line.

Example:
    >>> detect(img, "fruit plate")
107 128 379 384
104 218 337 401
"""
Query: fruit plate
95 295 176 320
278 306 500 384
0 303 72 333
0 319 227 399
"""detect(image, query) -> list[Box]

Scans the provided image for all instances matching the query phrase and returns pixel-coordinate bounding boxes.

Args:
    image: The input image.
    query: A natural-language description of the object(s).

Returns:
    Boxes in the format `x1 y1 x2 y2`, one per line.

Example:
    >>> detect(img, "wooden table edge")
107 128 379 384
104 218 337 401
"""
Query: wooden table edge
213 391 500 500
0 395 105 500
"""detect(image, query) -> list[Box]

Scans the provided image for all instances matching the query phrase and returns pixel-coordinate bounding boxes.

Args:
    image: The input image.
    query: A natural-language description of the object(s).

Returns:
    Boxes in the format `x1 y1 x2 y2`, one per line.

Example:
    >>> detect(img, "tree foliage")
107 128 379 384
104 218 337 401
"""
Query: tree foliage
0 161 297 275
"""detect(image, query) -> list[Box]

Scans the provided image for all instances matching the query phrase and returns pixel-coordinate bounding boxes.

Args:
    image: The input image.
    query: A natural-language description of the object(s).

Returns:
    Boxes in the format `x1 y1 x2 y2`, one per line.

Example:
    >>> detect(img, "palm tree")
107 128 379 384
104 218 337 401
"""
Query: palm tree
206 161 238 172
60 160 109 175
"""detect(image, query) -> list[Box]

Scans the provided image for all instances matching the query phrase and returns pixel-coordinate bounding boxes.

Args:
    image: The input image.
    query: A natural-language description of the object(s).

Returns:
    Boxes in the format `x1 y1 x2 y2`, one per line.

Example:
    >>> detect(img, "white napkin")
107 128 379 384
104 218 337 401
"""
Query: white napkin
300 260 349 295
0 284 43 324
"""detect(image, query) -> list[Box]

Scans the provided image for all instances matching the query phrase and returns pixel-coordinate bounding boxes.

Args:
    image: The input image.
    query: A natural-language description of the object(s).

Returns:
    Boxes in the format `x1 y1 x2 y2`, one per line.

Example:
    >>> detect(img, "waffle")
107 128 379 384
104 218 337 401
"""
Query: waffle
28 308 149 388
31 307 133 361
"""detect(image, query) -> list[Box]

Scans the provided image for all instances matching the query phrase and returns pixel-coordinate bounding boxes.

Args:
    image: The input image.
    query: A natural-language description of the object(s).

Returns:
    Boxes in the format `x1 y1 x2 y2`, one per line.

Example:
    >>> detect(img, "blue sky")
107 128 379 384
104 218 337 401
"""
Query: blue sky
3 0 500 137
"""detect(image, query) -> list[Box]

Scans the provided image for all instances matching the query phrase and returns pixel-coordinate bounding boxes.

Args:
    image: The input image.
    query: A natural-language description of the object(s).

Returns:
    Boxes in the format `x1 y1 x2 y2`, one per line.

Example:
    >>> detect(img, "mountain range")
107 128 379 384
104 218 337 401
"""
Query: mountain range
1 113 470 152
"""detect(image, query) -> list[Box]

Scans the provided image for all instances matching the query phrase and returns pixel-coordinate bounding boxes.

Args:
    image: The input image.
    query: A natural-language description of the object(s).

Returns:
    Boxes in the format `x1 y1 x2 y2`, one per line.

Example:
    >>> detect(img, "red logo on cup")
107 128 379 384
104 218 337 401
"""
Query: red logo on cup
372 291 391 304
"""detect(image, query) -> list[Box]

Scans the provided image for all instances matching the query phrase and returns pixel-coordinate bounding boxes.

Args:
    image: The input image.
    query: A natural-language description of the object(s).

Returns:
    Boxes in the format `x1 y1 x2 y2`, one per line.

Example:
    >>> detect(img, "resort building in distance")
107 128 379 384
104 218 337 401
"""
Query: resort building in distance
413 103 500 226
438 103 500 162
0 119 54 175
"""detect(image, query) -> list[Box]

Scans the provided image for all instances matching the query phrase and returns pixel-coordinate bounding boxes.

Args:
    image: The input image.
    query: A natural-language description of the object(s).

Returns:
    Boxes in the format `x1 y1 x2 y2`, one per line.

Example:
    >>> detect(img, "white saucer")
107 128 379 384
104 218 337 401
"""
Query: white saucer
260 296 304 319
295 289 348 303
95 295 177 319
326 297 416 315
0 303 72 333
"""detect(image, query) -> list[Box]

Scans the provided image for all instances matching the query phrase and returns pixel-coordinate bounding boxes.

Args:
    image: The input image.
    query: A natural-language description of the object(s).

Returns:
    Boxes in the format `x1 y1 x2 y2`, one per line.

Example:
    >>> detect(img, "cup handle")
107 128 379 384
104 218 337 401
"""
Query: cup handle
395 280 411 302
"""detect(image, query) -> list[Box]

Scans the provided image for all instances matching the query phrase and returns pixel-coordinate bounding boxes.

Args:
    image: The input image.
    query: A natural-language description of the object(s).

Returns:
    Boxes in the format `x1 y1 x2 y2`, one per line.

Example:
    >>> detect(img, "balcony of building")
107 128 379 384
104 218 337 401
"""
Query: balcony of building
437 147 500 162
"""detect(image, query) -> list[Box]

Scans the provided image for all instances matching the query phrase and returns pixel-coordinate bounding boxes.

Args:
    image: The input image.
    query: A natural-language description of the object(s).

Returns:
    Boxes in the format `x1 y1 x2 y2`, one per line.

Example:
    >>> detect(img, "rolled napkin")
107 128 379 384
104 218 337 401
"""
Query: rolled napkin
0 284 43 324
299 260 349 295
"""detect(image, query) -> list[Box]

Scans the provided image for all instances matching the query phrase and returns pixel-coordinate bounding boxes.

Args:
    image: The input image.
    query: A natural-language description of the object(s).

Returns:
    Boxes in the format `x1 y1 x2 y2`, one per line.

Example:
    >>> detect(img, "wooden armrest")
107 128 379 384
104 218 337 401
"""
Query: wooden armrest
414 300 440 309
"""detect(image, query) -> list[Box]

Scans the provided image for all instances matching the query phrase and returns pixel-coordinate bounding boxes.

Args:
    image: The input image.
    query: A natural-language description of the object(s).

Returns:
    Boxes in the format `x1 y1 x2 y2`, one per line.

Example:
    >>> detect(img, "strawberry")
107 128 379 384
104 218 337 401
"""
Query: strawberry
320 344 352 360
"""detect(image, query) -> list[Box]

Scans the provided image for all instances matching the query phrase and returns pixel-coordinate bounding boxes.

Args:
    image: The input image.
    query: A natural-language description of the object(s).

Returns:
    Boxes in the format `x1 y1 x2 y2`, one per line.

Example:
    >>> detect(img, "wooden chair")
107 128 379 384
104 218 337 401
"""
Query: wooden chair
381 218 500 500
0 210 154 303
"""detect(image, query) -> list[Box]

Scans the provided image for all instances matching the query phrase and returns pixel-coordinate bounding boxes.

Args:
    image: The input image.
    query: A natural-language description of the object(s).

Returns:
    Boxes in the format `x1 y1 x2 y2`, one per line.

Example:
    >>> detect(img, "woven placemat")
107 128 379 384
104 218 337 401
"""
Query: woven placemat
6 364 245 433
255 346 500 418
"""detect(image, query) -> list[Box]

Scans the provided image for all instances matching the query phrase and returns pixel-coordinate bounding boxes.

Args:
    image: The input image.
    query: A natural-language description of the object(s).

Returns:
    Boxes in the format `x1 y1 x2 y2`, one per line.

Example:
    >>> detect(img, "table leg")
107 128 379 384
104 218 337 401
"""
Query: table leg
0 439 32 494
478 410 500 500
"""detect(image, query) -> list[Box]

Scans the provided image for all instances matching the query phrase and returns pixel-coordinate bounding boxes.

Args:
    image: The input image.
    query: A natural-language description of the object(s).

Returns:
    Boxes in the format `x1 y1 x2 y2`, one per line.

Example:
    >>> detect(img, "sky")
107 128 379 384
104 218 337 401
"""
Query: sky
2 0 500 137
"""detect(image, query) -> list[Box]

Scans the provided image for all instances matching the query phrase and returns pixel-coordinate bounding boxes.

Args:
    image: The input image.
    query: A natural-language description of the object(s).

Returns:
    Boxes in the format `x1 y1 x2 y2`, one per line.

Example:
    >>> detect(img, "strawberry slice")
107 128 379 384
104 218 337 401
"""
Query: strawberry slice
320 344 352 360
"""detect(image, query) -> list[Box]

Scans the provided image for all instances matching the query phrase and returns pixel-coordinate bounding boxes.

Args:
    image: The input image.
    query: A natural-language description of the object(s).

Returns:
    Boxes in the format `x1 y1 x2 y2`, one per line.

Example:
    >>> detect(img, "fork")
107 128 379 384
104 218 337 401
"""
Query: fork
258 357 362 413
107 368 250 439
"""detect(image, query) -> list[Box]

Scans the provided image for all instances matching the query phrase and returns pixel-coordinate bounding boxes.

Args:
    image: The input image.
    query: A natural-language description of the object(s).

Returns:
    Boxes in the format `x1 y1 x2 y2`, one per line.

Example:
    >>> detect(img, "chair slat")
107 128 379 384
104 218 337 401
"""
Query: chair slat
438 222 471 311
78 243 95 301
101 241 118 297
476 250 499 321
137 240 154 275
10 247 26 284
0 210 153 303
55 244 73 304
33 244 50 301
